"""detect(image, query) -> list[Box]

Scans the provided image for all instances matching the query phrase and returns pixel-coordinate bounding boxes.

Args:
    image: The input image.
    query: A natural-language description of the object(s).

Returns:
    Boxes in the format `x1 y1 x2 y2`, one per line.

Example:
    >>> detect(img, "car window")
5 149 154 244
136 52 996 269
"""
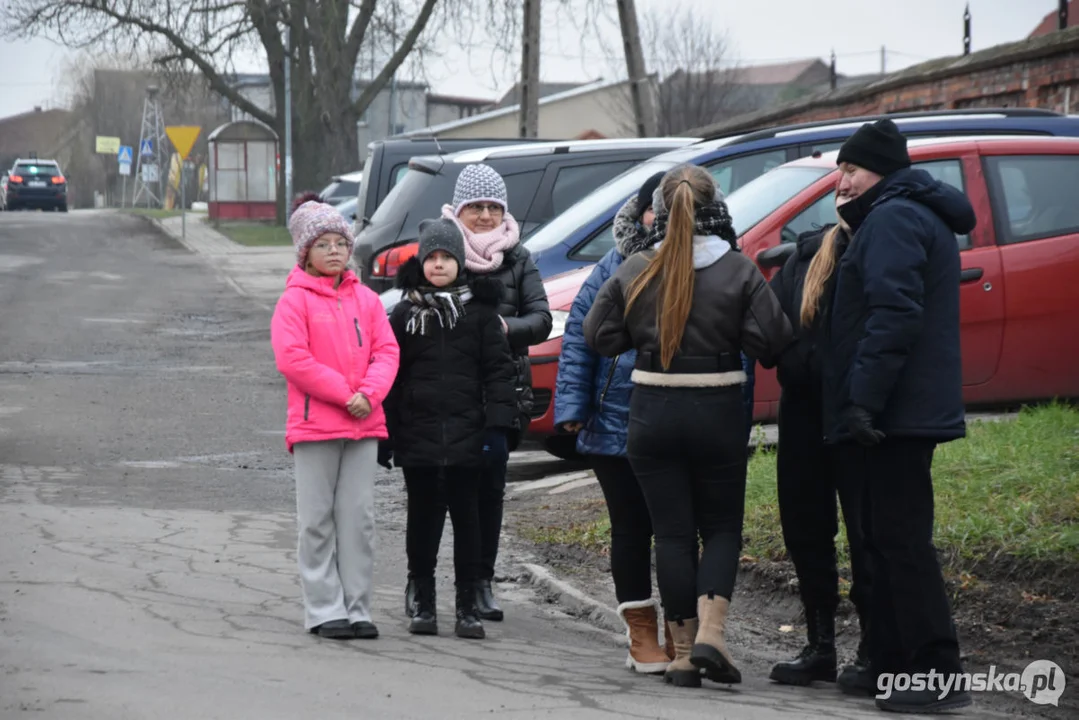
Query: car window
706 150 788 197
391 164 409 189
779 159 970 249
523 160 675 255
802 141 845 157
985 155 1079 245
14 163 59 177
915 159 970 249
781 191 838 244
571 224 617 263
551 162 635 217
503 169 545 227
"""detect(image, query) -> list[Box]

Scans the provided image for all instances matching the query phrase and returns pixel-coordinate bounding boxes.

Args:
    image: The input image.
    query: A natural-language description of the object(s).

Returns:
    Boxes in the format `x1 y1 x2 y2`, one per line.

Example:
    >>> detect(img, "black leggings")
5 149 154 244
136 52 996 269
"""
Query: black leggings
404 466 481 586
627 384 747 621
777 392 872 617
589 455 653 604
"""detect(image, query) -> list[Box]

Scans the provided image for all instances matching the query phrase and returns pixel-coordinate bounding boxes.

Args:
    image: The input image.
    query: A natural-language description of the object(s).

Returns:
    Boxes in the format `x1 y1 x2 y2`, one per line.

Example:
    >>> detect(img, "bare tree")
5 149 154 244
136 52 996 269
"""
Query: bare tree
2 0 444 219
642 6 753 136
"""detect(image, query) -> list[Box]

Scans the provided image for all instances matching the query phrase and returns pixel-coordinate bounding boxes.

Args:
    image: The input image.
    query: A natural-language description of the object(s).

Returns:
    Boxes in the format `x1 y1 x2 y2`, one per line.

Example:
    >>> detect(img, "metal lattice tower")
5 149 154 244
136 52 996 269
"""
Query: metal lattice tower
133 86 168 208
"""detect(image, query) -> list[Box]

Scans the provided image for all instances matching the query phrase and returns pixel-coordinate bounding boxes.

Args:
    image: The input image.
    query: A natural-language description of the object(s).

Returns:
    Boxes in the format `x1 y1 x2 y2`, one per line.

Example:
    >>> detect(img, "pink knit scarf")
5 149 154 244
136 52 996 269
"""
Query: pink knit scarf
441 204 521 274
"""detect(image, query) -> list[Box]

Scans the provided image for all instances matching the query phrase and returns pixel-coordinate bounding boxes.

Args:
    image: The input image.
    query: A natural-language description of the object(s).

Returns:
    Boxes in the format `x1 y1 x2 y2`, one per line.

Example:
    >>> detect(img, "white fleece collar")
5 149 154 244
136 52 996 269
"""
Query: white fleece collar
653 235 732 269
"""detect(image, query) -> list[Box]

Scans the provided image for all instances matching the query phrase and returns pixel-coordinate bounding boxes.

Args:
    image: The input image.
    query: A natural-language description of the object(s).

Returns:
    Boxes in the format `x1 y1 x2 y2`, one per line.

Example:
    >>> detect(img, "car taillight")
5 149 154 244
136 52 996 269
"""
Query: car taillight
51 176 65 185
9 175 22 183
370 242 419 277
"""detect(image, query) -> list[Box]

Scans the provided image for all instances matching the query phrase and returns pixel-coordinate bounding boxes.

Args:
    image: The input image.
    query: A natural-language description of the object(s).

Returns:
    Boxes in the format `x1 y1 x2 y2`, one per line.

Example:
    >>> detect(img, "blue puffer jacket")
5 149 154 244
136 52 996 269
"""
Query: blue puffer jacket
555 247 636 456
554 197 650 457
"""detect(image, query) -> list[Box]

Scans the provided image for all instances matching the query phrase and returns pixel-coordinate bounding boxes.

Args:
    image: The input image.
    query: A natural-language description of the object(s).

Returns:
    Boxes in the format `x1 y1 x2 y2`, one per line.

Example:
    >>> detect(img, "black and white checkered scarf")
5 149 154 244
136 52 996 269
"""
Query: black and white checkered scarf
404 285 473 336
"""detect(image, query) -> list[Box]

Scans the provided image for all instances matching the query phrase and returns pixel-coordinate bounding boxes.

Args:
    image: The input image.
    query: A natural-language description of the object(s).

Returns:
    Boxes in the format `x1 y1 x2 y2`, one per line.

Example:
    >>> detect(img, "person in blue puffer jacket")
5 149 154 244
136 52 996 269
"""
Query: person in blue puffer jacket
554 172 673 675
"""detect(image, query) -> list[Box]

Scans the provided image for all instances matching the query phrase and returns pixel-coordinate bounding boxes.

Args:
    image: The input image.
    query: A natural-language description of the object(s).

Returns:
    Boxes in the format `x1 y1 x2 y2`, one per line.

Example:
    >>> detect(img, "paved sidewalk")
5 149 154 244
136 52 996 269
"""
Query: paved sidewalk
156 213 294 309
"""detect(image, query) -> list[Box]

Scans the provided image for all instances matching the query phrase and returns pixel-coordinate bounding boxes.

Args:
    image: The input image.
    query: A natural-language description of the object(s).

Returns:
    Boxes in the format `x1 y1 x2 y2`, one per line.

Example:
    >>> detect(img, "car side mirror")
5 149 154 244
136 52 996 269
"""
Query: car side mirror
756 243 796 269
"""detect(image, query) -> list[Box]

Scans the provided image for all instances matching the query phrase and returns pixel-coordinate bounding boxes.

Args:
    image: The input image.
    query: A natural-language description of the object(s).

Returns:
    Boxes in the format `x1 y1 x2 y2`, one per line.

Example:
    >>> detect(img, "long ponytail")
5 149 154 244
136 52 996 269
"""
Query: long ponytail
800 225 842 327
625 166 714 370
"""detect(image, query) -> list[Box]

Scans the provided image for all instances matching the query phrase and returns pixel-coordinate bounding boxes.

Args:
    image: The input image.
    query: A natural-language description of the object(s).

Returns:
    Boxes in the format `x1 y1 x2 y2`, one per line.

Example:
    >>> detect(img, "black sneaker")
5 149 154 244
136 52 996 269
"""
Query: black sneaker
351 621 379 639
314 619 354 640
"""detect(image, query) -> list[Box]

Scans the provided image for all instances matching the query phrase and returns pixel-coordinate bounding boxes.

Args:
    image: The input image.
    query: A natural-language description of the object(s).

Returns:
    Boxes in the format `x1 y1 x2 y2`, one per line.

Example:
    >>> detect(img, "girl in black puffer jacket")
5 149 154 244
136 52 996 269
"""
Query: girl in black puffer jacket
383 218 517 640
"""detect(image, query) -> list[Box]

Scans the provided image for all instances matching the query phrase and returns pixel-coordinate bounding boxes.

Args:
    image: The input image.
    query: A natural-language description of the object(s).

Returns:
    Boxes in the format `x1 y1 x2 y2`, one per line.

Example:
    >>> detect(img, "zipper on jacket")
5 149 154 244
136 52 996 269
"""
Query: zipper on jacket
354 318 363 347
597 354 621 409
439 327 447 466
304 394 310 421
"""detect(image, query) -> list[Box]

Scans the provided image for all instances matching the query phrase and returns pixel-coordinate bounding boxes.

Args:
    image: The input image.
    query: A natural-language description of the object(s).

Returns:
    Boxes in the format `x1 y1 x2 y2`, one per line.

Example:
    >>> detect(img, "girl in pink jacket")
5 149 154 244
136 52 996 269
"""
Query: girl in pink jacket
270 193 400 640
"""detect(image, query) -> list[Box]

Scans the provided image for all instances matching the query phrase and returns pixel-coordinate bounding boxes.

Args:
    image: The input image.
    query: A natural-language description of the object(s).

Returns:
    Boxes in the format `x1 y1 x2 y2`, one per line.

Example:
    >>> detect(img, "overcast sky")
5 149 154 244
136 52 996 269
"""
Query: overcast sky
0 0 1063 118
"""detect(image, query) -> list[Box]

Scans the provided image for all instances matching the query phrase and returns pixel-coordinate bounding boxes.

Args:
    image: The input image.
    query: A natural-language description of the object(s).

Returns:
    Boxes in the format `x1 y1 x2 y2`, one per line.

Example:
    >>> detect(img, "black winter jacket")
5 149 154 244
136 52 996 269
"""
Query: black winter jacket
386 258 518 468
471 243 552 444
823 168 976 444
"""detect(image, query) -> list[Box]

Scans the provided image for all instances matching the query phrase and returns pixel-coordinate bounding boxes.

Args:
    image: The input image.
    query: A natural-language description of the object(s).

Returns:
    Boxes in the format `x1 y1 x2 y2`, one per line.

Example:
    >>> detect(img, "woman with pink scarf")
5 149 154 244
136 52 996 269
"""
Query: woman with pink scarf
403 163 551 623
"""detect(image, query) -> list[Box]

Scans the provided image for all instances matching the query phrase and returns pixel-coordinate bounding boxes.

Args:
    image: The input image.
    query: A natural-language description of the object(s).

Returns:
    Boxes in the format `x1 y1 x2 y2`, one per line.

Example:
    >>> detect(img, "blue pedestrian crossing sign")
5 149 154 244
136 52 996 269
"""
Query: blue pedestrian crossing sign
139 139 154 157
117 145 133 164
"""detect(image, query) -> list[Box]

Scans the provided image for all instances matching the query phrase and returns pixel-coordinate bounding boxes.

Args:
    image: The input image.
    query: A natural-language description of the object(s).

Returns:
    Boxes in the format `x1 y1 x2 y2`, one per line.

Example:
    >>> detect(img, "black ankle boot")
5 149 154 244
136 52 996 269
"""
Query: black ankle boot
769 607 837 686
405 577 418 618
474 578 503 622
837 623 874 695
408 577 437 635
455 584 486 639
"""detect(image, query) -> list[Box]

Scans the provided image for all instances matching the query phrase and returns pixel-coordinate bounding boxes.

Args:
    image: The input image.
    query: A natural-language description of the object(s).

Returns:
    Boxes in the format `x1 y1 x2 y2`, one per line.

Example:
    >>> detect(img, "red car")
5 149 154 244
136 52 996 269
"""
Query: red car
527 135 1079 456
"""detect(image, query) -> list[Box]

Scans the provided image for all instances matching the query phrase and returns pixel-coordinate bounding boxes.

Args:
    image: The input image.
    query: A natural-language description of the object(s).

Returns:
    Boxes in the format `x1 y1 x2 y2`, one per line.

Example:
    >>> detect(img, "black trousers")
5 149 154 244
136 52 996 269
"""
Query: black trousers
589 455 654 604
777 392 872 617
627 384 747 621
836 438 962 676
477 454 508 581
404 466 481 587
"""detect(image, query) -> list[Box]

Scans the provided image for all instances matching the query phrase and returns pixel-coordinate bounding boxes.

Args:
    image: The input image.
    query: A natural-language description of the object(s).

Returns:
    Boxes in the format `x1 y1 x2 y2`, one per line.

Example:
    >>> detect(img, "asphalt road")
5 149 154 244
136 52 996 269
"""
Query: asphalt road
0 210 975 719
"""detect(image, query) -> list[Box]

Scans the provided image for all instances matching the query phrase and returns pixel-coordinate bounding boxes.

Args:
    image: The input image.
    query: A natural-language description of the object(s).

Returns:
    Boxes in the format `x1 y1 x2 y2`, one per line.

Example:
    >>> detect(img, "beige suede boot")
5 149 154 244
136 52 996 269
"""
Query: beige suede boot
690 593 741 684
664 618 702 687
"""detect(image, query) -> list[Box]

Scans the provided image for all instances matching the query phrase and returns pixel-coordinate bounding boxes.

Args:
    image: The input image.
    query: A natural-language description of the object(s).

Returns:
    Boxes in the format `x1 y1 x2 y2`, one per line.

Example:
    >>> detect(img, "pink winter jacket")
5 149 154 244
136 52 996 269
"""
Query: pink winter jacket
271 267 400 452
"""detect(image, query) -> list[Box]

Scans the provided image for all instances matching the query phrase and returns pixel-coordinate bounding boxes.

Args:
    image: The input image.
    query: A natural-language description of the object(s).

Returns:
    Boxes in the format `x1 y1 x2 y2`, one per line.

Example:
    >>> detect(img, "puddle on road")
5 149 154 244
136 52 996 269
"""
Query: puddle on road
0 255 46 272
119 461 184 469
82 318 148 324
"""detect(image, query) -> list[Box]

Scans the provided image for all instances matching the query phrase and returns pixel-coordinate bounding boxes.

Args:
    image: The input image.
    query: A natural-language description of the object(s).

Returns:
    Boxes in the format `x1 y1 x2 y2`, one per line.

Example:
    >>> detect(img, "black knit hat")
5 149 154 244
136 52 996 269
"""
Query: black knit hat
635 172 665 221
417 218 466 268
836 119 911 177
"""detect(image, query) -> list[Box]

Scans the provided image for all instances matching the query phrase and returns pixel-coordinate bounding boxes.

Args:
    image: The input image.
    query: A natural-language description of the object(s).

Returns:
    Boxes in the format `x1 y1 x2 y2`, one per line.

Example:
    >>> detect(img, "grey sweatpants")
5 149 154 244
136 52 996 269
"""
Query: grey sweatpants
293 438 377 629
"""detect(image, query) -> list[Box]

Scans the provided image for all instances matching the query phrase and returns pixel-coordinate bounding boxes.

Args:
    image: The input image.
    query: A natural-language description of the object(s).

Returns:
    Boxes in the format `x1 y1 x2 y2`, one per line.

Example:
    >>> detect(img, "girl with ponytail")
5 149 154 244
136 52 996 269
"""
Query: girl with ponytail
765 196 873 690
583 164 792 689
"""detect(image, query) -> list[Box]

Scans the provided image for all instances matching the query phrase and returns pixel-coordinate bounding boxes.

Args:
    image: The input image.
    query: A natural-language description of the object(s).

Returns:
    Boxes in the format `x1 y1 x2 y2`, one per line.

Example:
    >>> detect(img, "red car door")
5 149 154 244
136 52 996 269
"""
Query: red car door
980 149 1079 402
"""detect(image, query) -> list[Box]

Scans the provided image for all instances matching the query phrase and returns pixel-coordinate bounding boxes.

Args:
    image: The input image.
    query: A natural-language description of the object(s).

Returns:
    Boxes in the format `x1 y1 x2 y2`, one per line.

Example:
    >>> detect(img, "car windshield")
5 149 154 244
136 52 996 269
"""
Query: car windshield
726 166 833 237
524 160 676 254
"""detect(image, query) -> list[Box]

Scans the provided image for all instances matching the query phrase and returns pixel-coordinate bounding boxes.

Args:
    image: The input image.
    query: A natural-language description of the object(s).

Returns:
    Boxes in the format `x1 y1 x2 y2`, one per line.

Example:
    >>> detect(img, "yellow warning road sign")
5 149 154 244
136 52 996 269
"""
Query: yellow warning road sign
165 126 201 160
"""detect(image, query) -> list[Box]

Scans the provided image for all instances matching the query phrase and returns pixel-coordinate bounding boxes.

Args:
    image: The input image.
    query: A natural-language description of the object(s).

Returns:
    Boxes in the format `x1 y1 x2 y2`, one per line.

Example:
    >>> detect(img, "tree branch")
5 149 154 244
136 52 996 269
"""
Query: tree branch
351 0 438 116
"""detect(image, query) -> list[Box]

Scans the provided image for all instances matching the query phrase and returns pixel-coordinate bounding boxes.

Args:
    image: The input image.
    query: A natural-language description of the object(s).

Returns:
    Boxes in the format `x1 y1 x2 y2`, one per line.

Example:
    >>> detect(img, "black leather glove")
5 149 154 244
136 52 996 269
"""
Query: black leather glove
377 440 394 470
846 406 885 447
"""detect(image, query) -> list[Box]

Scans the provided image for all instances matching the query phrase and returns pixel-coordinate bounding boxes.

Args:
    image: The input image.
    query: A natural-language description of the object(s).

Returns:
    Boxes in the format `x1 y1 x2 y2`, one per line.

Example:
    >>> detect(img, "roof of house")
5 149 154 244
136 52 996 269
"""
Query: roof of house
726 59 829 86
494 81 593 108
401 77 638 137
426 93 495 107
1029 1 1074 38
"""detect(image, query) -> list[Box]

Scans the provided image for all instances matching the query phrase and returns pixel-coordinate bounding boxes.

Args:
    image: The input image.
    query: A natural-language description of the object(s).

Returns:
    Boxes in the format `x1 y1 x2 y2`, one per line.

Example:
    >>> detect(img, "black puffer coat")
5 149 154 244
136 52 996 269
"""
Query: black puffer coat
823 167 976 444
386 258 518 468
471 243 552 446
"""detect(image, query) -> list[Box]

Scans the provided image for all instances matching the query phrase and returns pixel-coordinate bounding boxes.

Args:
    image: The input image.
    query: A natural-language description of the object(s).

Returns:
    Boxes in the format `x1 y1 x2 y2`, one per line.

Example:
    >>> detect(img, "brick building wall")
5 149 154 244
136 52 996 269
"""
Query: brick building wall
689 26 1079 137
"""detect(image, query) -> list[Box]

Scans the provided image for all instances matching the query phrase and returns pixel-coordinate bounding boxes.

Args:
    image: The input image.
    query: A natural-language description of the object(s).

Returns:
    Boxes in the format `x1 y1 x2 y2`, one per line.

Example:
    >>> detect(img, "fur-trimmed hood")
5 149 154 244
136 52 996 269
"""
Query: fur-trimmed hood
613 196 655 259
394 256 503 306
